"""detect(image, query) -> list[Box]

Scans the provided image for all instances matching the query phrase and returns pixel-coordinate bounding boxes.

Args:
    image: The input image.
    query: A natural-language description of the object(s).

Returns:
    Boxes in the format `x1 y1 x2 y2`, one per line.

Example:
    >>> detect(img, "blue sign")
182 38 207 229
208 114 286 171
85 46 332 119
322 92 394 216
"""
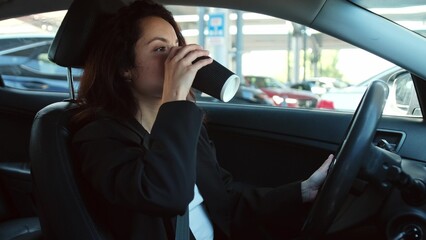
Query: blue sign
208 13 225 37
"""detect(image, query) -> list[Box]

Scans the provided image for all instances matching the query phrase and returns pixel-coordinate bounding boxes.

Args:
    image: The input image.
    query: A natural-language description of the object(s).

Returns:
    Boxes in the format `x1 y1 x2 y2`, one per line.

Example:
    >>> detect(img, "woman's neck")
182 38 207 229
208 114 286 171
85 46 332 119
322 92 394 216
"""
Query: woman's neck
135 97 162 133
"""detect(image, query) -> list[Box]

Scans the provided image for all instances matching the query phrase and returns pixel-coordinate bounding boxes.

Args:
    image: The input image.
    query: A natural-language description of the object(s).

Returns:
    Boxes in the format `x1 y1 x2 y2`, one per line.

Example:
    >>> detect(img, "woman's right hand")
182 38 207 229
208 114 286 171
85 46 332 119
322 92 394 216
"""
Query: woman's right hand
301 154 333 202
162 44 213 103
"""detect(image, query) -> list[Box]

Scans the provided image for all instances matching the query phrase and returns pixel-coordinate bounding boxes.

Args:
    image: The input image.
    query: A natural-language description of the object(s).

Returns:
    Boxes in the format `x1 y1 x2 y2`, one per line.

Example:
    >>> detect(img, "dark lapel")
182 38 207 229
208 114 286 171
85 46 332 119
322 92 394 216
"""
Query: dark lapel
108 115 231 237
195 129 231 237
109 115 148 143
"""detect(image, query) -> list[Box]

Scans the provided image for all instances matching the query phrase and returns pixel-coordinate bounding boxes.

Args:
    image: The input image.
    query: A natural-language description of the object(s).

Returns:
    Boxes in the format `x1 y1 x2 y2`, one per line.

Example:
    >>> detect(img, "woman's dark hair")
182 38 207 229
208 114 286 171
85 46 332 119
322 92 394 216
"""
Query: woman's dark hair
72 0 186 128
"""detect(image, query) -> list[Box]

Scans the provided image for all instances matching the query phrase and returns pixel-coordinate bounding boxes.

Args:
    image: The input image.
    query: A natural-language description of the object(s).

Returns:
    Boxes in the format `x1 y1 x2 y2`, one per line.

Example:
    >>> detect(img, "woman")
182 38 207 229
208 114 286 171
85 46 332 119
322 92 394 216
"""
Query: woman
71 0 333 239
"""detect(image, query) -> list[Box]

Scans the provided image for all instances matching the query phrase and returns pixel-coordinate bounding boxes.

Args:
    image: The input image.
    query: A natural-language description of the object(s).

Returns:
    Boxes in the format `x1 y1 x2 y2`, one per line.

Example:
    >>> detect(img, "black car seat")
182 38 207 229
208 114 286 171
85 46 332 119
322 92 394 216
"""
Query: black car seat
29 0 123 239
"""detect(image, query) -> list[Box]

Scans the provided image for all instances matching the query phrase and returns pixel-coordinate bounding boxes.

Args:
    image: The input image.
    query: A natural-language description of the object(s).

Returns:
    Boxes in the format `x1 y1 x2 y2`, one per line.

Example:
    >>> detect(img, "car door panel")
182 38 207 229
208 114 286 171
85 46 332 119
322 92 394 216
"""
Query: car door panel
200 103 348 187
199 103 426 189
0 162 35 220
0 86 67 220
0 88 67 163
378 117 426 160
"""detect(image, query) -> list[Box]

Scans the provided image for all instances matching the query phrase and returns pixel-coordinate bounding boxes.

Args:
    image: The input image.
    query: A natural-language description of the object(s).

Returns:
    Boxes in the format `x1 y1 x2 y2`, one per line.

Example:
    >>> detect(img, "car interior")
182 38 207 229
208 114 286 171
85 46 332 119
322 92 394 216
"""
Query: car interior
1 0 426 239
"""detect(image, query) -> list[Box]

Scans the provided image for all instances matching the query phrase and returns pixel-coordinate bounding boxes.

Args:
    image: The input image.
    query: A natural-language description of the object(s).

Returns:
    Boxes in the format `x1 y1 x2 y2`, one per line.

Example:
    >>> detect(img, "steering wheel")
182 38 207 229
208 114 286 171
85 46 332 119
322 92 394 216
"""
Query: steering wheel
301 80 389 238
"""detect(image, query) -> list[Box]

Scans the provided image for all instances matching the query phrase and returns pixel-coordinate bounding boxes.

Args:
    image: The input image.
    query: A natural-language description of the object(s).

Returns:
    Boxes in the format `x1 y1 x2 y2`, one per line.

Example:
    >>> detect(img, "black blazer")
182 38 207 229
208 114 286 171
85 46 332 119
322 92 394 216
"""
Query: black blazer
72 101 306 240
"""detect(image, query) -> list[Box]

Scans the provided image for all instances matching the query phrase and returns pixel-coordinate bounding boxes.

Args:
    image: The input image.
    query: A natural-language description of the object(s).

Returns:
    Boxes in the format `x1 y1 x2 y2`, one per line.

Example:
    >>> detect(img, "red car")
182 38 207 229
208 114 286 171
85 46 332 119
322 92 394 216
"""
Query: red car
244 75 319 108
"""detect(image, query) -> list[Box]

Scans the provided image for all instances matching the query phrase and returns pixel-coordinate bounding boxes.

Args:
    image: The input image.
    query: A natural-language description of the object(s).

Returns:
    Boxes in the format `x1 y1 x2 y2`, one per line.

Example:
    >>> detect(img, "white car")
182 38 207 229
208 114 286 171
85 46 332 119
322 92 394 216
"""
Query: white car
316 66 419 116
290 77 351 96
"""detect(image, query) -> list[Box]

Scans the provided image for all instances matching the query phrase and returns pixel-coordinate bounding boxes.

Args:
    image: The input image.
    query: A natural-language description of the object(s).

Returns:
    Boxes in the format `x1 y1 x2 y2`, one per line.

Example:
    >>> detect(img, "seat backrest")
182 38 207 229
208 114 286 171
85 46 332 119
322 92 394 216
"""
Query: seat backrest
30 101 106 239
29 0 124 239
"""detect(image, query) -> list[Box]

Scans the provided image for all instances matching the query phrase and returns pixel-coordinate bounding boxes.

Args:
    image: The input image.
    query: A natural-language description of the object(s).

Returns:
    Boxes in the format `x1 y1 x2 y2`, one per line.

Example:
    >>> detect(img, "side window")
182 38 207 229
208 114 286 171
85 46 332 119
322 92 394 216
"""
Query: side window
166 5 420 117
0 37 53 51
0 11 81 93
1 8 420 117
34 53 60 74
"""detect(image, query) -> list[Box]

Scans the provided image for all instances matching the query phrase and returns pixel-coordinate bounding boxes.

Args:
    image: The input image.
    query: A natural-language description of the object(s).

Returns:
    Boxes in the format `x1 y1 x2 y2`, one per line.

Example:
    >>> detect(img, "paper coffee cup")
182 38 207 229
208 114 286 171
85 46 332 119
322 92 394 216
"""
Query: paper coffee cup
192 58 240 102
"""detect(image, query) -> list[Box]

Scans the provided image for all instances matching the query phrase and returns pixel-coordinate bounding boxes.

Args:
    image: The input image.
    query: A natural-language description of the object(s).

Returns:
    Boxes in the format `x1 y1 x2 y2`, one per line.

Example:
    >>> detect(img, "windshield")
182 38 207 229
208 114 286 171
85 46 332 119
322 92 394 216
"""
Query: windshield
351 0 426 37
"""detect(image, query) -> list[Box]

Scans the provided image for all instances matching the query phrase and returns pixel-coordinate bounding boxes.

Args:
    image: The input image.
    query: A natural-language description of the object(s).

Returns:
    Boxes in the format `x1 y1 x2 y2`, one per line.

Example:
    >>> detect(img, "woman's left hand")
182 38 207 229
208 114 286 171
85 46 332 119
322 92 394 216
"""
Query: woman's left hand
301 154 334 202
162 44 213 103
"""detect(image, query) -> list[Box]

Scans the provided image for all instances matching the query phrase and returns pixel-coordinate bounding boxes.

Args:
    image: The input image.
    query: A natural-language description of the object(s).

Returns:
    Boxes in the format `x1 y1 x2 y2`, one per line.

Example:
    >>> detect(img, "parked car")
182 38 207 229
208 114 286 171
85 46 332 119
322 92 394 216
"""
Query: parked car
1 0 426 240
244 75 318 108
194 85 275 106
290 77 351 96
0 37 81 92
0 33 55 51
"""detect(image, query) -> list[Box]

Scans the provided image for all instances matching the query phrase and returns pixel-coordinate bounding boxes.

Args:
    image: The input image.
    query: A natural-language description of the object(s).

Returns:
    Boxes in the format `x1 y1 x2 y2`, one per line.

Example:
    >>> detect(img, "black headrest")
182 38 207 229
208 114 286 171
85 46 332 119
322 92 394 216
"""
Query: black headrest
48 0 125 68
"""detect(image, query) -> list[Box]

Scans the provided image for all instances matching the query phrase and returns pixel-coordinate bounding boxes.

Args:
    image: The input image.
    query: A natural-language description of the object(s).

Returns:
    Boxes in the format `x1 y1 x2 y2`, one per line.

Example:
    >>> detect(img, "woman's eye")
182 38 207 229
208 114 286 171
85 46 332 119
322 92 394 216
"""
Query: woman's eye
154 47 166 52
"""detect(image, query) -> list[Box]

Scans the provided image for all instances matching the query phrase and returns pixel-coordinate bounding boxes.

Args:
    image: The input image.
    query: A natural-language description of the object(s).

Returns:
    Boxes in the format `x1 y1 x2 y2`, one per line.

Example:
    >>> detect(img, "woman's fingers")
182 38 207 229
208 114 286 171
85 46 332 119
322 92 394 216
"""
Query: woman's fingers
187 52 213 70
171 44 202 61
315 154 333 181
164 44 212 86
162 44 212 103
320 154 334 171
167 44 211 67
166 46 181 62
301 154 334 202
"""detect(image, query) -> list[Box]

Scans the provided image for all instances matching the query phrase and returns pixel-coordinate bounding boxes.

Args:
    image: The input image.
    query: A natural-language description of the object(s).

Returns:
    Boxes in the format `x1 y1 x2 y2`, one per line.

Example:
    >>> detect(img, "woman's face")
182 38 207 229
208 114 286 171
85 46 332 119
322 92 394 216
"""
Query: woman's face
129 16 178 99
